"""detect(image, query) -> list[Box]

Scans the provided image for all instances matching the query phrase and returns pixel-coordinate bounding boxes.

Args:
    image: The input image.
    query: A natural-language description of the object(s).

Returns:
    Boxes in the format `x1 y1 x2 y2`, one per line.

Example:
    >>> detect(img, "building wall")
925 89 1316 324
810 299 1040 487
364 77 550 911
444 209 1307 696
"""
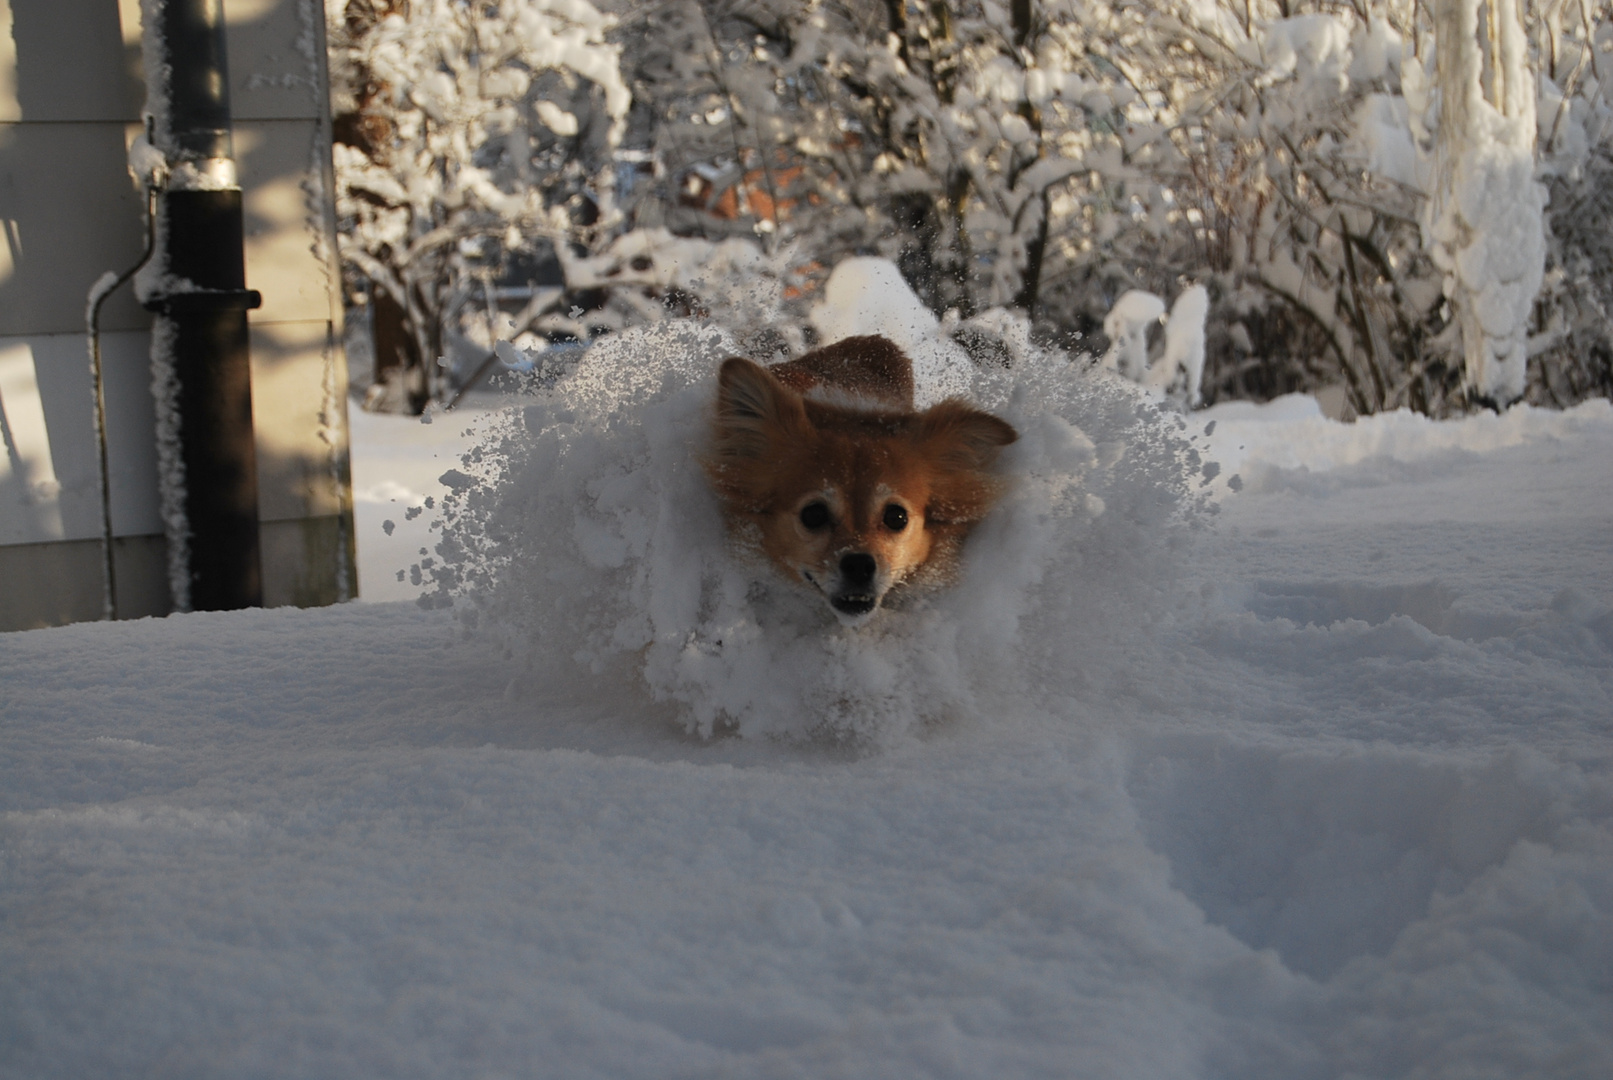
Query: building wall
0 0 355 631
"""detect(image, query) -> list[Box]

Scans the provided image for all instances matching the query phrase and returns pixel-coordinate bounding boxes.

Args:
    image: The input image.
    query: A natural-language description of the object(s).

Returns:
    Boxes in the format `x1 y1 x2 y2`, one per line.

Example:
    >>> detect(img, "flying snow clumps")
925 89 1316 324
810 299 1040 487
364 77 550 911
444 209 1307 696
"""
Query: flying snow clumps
423 281 1213 745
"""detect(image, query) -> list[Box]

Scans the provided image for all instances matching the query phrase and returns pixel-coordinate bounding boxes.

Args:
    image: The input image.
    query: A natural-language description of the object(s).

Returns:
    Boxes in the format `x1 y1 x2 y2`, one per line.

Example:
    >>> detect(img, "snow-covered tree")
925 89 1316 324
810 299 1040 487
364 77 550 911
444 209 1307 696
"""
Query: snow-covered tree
608 2 1098 321
1423 0 1546 407
1013 0 1606 414
328 0 630 409
328 0 1613 415
1526 0 1613 405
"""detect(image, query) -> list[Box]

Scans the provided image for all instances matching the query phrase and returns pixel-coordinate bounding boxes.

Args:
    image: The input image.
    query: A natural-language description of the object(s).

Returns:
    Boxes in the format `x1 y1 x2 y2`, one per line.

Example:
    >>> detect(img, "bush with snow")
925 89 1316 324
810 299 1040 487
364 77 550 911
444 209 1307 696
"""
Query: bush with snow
328 0 631 405
329 0 1613 415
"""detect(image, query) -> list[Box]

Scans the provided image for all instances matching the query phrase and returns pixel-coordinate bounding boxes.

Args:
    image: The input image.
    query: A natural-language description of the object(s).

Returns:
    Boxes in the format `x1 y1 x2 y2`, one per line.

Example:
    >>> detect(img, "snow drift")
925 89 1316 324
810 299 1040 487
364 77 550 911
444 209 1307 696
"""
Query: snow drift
4 365 1612 1077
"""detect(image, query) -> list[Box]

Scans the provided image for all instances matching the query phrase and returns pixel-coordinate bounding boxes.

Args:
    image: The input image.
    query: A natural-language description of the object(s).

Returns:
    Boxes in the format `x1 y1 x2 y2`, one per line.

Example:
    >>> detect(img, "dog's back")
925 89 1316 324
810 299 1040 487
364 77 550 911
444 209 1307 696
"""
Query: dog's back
767 335 914 411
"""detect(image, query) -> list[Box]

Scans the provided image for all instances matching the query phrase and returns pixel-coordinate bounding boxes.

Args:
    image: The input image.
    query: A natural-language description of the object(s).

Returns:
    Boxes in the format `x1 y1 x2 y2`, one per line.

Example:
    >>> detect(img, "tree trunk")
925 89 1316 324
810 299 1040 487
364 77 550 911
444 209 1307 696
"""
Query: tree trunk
371 286 428 415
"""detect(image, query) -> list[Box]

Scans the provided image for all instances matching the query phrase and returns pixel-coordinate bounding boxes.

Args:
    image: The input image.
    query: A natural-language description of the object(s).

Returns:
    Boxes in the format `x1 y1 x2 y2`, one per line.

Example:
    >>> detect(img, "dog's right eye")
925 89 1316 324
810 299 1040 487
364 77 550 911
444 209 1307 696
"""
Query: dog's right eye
799 502 830 530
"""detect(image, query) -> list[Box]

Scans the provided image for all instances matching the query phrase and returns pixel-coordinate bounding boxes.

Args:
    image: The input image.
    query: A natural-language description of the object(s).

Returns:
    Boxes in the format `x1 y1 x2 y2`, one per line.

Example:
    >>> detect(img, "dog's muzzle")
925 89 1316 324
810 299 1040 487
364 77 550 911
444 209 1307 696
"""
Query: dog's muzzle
829 552 879 616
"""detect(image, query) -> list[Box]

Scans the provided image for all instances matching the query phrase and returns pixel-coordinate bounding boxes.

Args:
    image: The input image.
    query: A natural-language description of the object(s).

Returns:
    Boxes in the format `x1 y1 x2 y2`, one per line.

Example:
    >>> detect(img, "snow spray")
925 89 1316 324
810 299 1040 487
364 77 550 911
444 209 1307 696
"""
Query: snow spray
422 322 1215 745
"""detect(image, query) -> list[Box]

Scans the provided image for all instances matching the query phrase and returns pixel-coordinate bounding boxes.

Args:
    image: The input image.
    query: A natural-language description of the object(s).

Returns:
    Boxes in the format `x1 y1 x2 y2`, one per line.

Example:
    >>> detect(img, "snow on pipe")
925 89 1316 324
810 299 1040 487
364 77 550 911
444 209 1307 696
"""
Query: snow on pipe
138 0 264 612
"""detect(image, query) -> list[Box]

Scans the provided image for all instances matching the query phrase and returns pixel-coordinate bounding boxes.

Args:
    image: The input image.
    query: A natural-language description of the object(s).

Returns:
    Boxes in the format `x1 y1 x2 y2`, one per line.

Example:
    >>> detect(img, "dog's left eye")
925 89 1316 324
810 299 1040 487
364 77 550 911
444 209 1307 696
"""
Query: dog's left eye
882 504 908 531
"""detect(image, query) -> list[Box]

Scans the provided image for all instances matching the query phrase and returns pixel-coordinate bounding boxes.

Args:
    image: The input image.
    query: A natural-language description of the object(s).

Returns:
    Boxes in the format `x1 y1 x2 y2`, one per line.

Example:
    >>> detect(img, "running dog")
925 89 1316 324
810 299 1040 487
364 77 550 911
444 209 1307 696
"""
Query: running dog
706 335 1017 622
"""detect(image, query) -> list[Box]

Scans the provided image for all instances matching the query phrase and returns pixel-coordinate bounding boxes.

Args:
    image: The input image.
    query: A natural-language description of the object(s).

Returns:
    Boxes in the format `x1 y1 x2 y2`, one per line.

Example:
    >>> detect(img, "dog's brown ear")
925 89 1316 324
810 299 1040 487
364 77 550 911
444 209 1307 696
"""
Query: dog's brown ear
915 401 1017 526
712 356 806 461
915 399 1018 471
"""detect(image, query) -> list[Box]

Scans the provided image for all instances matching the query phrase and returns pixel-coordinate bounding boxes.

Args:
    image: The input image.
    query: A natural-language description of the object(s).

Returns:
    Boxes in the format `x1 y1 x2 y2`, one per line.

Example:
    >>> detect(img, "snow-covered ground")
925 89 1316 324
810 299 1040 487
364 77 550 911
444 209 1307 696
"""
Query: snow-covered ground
4 333 1611 1076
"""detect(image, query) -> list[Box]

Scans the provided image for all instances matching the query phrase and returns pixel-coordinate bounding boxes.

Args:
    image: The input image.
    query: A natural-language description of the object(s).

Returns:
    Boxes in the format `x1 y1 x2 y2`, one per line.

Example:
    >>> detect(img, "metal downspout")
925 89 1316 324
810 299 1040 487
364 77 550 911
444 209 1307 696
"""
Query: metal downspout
141 0 264 611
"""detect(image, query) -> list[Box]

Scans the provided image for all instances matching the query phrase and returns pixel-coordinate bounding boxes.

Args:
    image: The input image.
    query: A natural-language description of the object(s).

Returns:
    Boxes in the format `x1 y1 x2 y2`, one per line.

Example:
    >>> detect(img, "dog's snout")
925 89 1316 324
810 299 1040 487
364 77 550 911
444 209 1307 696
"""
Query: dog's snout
840 552 877 587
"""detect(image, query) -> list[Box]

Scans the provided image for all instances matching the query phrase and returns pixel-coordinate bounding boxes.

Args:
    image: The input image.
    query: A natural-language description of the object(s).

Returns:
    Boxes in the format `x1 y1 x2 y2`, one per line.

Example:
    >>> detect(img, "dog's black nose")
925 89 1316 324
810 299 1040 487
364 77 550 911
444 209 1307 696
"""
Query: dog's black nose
840 552 876 587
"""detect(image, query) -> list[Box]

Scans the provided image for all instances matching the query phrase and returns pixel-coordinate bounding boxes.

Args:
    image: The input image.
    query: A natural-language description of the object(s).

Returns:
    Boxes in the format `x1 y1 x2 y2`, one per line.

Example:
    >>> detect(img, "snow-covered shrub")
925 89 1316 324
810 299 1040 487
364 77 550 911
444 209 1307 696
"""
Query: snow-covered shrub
608 1 1130 327
603 0 1464 410
1013 0 1611 414
1528 1 1613 406
1020 3 1451 412
328 0 631 409
329 0 1613 416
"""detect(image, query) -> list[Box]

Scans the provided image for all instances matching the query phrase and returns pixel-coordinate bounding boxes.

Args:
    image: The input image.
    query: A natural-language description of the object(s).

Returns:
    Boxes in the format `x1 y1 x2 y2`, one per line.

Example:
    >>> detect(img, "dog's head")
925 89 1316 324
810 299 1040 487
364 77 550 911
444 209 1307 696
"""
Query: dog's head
706 357 1017 623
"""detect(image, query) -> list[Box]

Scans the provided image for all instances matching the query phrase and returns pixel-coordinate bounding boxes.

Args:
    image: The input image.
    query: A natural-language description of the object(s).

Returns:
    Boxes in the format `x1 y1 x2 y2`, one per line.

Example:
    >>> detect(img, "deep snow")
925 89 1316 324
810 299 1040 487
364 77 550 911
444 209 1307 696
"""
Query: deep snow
3 329 1611 1076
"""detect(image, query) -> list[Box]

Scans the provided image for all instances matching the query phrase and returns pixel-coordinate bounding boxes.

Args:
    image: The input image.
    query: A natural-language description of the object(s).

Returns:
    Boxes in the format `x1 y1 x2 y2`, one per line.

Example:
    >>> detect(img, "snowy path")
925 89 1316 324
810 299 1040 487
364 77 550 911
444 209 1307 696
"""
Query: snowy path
3 396 1611 1078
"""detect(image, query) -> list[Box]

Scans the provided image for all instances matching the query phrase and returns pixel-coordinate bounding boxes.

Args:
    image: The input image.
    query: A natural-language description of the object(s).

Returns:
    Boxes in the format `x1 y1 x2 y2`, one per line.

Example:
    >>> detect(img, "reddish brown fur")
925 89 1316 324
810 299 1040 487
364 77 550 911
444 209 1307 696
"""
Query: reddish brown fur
766 335 914 410
705 336 1016 619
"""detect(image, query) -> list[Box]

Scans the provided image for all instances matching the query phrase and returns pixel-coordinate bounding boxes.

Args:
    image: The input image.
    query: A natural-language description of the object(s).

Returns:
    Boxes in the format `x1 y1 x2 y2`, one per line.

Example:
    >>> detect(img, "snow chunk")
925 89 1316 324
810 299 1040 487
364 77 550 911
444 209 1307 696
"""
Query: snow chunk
1101 290 1166 382
1352 94 1420 188
1146 285 1209 408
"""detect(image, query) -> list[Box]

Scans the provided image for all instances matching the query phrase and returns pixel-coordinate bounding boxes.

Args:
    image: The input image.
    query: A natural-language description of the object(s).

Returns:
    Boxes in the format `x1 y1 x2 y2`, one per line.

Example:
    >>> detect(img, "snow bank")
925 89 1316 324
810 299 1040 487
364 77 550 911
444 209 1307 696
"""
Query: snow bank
421 321 1211 745
5 348 1612 1076
1197 393 1613 492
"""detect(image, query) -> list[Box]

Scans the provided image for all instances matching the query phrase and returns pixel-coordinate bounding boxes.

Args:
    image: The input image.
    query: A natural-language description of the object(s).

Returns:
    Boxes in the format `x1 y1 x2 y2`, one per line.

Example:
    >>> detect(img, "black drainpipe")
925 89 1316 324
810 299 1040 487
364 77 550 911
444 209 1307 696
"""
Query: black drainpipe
142 0 263 610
